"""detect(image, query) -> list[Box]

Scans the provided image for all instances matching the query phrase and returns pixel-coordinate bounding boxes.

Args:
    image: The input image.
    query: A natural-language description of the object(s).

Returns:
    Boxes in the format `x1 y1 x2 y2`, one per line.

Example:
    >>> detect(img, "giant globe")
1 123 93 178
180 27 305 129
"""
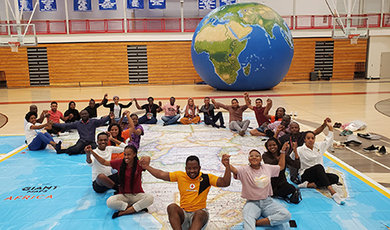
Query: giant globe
191 3 294 90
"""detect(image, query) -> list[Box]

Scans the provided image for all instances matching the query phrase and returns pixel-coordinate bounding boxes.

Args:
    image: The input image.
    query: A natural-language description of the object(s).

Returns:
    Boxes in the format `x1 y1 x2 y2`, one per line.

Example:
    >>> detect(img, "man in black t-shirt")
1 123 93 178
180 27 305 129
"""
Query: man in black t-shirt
133 97 162 124
199 97 225 128
84 94 108 118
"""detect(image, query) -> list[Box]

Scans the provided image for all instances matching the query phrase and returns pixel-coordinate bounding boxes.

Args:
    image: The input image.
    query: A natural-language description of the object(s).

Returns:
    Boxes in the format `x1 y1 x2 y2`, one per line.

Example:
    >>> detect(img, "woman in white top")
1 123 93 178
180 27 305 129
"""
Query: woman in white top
294 119 345 205
25 112 61 151
103 95 133 121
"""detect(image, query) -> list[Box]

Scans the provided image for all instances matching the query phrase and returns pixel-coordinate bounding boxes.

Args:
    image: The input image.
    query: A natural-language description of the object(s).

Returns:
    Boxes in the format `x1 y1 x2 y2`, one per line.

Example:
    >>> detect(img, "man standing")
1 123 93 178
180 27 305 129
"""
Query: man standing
53 110 113 155
140 155 231 230
199 97 225 128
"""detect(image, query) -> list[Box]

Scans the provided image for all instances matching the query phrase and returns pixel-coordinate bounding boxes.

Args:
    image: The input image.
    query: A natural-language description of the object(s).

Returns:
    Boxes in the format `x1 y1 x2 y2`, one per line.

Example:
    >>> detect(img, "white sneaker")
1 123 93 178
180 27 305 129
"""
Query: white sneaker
298 181 308 188
332 193 345 205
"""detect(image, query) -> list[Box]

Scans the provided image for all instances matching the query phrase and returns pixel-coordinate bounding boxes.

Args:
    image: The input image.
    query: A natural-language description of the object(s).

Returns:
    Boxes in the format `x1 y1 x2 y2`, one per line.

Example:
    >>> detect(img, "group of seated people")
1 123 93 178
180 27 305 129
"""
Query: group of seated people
23 93 345 230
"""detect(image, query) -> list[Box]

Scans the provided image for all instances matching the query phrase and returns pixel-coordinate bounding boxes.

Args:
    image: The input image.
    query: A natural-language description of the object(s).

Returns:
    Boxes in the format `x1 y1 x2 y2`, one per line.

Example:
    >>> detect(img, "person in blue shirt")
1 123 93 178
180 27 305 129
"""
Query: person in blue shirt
53 110 113 155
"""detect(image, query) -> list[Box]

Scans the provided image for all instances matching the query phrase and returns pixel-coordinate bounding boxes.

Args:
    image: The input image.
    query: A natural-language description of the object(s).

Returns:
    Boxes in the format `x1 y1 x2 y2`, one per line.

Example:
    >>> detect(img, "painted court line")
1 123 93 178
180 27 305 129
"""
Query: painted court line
1 91 390 105
344 146 390 171
325 152 390 199
0 145 27 163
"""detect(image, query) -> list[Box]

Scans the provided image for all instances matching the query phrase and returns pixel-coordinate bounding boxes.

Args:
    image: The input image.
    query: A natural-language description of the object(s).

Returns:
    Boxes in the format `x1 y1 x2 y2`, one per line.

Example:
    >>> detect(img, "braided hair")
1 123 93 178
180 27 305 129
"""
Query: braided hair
118 145 138 192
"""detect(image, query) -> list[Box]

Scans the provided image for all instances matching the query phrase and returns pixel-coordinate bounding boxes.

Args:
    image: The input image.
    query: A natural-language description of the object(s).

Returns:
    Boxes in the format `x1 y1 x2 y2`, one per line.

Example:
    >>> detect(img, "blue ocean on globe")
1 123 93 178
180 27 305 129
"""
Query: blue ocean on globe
191 3 294 90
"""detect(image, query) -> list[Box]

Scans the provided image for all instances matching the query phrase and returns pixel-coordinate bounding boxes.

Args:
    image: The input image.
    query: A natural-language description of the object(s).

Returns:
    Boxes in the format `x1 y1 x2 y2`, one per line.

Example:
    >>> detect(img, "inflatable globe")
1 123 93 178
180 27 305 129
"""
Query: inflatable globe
191 3 294 90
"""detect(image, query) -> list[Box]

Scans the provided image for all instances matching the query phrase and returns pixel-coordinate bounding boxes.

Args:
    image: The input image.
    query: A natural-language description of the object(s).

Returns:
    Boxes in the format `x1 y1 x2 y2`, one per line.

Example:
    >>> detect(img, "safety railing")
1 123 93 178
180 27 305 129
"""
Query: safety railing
0 13 388 35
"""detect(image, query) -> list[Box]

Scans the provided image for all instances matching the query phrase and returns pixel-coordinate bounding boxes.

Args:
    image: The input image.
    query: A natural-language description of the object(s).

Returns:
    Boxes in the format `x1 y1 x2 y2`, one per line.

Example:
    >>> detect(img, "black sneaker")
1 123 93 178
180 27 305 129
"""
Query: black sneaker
378 146 387 155
55 141 62 154
219 125 226 129
363 145 378 152
357 133 370 139
289 220 297 228
140 208 148 213
112 211 120 219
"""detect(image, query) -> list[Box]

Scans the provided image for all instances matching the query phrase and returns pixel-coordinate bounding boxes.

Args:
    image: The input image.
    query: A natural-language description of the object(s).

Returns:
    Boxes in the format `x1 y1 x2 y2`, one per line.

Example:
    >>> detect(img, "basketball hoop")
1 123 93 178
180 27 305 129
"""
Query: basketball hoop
8 42 20 52
348 34 359 45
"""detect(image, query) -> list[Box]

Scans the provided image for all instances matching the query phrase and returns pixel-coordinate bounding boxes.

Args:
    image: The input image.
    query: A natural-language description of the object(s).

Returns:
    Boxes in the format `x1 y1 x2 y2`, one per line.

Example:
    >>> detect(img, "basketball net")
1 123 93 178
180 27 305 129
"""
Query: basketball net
348 34 359 45
8 42 20 52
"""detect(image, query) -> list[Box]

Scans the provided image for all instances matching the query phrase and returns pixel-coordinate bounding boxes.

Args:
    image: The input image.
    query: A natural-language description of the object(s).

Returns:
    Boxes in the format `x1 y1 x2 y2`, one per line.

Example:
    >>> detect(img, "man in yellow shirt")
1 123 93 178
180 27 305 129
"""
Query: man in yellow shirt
140 155 231 230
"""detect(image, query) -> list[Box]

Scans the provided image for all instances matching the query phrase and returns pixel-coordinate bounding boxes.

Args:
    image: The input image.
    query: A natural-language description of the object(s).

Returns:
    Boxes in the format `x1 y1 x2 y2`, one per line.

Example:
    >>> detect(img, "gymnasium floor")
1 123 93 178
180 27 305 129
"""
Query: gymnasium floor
0 80 390 229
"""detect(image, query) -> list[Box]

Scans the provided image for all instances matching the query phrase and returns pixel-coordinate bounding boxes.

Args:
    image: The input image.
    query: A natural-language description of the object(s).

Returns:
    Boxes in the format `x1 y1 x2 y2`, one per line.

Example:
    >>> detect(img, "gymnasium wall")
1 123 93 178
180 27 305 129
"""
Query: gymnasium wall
1 0 387 21
367 36 390 78
278 38 367 81
0 38 367 87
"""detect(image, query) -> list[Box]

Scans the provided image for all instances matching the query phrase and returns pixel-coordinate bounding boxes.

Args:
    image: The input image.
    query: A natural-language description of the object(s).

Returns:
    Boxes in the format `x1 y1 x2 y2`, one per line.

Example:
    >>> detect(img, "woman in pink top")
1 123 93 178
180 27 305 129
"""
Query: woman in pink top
161 97 181 126
230 149 291 230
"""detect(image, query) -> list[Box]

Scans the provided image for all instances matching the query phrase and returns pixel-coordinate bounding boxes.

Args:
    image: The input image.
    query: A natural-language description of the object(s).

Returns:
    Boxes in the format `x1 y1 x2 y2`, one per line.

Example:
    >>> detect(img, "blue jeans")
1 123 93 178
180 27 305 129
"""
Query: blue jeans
242 197 291 230
138 115 157 124
161 114 180 125
28 132 54 151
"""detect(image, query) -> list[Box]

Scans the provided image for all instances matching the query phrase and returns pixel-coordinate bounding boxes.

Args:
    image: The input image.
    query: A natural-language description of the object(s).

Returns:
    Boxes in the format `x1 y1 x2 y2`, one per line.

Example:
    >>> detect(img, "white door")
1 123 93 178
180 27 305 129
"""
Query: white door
380 52 390 79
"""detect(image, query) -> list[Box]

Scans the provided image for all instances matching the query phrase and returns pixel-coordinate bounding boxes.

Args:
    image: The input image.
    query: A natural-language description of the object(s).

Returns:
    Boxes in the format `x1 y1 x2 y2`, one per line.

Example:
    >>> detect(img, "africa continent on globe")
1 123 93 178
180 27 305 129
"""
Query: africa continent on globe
191 3 294 90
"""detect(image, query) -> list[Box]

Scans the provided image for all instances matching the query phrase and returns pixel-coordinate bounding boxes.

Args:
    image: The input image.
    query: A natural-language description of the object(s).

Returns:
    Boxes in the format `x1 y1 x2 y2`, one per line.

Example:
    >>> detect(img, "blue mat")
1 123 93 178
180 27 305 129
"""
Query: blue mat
0 136 390 230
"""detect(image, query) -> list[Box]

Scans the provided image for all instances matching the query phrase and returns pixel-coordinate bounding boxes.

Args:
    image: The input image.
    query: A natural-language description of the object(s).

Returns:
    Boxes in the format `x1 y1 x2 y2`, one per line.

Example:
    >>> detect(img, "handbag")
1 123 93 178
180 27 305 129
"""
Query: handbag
288 188 302 204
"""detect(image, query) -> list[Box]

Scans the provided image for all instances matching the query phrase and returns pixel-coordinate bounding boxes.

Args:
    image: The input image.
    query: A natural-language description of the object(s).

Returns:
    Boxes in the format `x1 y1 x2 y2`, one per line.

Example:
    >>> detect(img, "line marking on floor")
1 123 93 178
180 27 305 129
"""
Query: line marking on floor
1 91 390 105
325 152 390 199
344 146 390 171
0 145 27 163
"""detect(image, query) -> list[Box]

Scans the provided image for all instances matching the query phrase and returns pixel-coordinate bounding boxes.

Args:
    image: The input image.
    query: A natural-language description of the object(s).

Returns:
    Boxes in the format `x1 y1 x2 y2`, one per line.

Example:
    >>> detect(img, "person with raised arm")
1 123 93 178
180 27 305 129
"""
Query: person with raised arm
230 149 291 230
53 110 114 155
262 138 301 204
46 101 72 134
85 144 153 218
199 97 225 128
107 123 125 146
140 154 231 230
161 97 181 126
86 132 127 193
244 93 271 136
84 94 108 118
121 113 143 149
133 97 162 124
24 112 61 151
211 98 249 136
180 98 201 125
278 118 330 184
64 101 81 123
24 105 48 126
294 118 345 205
103 95 132 122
